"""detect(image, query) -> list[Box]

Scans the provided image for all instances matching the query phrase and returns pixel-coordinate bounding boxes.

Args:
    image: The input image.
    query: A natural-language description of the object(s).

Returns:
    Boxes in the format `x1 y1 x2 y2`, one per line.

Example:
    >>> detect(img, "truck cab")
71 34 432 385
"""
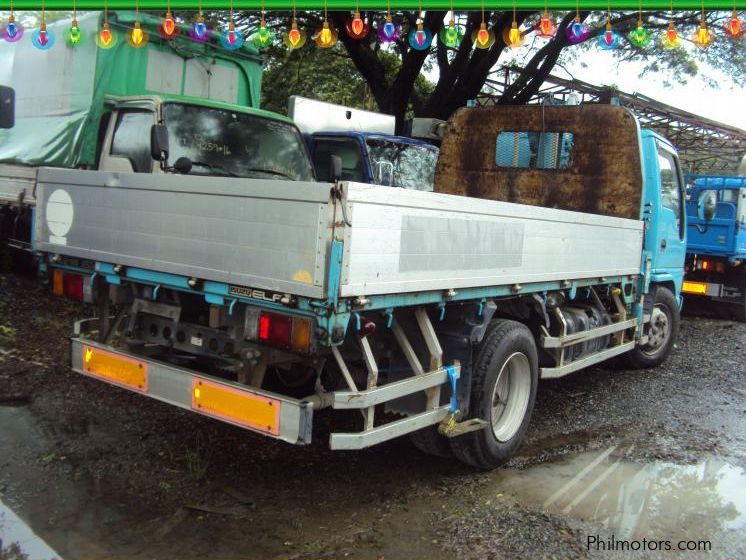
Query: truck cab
682 174 746 320
307 132 438 191
100 95 313 181
640 130 687 301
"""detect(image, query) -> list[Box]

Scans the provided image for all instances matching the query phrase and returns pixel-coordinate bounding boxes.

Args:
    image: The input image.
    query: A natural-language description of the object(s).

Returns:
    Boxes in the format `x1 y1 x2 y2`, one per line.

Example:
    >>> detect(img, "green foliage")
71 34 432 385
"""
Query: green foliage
261 43 434 118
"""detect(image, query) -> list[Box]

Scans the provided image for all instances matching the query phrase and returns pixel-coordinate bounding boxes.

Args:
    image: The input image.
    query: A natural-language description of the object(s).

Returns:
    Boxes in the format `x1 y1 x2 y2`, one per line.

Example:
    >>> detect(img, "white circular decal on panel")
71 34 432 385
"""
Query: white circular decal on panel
46 189 74 238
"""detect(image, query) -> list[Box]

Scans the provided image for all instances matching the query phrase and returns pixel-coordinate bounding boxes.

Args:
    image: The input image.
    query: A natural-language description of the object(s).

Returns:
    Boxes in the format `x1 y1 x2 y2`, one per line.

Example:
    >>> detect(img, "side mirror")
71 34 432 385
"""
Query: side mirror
373 161 394 187
173 157 193 174
150 124 169 162
0 86 15 129
330 155 343 183
699 190 717 222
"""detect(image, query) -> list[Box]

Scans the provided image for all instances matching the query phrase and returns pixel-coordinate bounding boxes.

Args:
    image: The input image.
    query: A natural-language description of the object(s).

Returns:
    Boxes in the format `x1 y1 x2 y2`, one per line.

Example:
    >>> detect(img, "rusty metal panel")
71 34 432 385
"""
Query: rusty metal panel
434 105 643 220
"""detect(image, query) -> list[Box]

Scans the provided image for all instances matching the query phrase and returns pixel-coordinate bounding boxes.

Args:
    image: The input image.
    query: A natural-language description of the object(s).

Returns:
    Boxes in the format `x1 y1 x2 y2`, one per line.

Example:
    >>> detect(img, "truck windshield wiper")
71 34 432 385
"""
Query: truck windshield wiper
245 168 293 180
190 161 240 178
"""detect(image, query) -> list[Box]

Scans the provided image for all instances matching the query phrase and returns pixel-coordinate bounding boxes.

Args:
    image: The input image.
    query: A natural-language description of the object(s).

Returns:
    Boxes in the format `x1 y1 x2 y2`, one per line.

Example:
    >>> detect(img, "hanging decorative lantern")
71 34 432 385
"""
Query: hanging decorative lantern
2 1 24 42
408 21 433 50
249 1 274 48
65 1 83 47
724 10 744 39
472 2 494 50
598 22 621 50
284 20 306 50
627 3 651 48
314 20 338 48
378 1 400 43
536 8 557 39
220 2 244 50
32 23 55 50
565 16 590 44
96 3 118 50
346 5 370 40
662 22 680 48
127 3 148 48
160 2 179 41
439 15 463 48
191 1 210 44
692 1 714 49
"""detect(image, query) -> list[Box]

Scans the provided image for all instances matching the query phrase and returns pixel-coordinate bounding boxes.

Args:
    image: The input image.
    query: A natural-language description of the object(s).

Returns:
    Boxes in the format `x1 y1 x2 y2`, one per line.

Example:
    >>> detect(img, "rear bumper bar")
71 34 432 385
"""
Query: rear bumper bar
71 338 314 445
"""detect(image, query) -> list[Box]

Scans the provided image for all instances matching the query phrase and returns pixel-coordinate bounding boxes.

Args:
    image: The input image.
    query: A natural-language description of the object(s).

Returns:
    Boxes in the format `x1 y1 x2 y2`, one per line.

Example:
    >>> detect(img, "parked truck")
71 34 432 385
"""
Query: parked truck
682 174 746 321
27 104 684 469
289 96 440 191
0 11 310 253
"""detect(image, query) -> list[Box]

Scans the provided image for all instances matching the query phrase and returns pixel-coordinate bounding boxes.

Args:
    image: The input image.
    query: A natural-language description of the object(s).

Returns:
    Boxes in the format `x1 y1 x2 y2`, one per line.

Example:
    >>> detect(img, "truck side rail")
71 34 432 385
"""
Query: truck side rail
34 168 335 299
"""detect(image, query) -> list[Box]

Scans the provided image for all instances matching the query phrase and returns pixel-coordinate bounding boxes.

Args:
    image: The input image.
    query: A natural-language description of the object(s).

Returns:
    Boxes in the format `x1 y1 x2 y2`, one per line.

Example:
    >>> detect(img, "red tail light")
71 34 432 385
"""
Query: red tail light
258 311 293 349
52 270 87 302
255 311 312 352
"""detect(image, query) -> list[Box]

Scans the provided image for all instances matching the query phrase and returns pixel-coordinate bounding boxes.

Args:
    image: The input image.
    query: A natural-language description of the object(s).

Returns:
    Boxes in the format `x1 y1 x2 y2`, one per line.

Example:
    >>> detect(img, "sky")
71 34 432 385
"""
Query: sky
563 51 746 130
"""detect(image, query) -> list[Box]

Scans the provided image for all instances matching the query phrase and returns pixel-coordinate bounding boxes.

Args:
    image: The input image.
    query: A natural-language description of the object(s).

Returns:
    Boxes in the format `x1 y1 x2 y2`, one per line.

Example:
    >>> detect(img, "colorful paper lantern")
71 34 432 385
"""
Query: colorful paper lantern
408 21 433 51
250 18 274 48
221 22 245 50
597 22 621 50
127 21 148 48
346 10 370 40
160 11 179 40
32 23 55 50
1 13 24 42
724 11 744 39
284 20 307 50
536 11 557 39
190 14 210 43
692 22 714 49
314 20 338 48
627 20 651 48
503 20 525 48
95 21 117 49
65 18 83 47
472 22 495 49
378 16 400 43
439 18 463 48
565 17 590 44
662 21 680 48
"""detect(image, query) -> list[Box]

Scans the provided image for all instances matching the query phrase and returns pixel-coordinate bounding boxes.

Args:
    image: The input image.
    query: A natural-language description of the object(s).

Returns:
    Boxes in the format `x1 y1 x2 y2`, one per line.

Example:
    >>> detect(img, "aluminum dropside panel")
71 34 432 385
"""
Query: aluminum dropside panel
34 168 333 299
340 183 644 297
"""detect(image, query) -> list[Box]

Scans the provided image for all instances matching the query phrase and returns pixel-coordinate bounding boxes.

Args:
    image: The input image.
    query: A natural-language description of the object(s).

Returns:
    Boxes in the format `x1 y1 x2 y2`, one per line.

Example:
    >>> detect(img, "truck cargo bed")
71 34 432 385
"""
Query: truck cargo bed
34 168 644 300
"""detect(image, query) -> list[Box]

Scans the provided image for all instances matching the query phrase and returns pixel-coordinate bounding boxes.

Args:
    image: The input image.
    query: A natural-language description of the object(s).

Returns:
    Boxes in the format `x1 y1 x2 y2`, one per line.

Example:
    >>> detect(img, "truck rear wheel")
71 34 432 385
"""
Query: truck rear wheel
409 425 454 458
624 285 679 369
730 277 746 323
450 319 538 470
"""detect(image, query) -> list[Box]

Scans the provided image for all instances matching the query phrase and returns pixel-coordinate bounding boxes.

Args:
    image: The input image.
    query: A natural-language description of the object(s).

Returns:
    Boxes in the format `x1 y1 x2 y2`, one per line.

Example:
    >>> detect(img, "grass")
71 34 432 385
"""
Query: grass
0 324 17 347
184 431 210 482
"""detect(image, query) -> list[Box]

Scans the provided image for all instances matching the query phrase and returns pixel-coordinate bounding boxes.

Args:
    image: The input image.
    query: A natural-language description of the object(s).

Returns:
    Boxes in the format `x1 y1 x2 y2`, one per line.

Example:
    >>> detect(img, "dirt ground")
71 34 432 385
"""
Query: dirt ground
1 271 745 560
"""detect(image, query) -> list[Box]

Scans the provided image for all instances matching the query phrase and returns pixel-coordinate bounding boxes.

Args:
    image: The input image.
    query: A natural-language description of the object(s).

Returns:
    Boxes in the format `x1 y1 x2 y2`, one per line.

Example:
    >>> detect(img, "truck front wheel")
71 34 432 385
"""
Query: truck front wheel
624 285 679 369
450 319 538 470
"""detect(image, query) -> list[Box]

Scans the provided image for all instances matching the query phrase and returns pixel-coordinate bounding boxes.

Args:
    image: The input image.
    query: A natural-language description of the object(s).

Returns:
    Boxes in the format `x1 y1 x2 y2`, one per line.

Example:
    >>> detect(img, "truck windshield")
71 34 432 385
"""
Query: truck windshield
366 140 438 191
163 104 313 181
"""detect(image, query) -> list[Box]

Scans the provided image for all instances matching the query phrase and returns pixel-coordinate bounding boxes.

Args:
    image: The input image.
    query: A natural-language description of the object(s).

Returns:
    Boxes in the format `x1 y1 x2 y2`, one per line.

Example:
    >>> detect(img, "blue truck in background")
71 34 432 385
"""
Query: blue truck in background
683 175 746 321
306 131 439 190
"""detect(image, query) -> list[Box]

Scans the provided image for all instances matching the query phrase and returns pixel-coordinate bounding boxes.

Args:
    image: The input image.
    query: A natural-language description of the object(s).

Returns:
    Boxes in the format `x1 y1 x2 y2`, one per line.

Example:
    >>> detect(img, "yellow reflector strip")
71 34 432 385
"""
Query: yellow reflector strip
682 281 707 295
291 317 312 353
82 345 148 392
191 378 280 435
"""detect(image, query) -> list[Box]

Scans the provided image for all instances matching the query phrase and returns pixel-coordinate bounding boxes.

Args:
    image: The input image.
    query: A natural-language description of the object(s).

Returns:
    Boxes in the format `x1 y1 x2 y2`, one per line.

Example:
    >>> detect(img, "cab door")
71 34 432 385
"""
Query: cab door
650 139 687 285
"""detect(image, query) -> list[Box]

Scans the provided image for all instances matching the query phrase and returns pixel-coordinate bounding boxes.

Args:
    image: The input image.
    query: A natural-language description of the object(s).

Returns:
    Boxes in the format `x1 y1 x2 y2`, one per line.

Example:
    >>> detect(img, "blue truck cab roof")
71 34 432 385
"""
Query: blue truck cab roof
310 131 438 150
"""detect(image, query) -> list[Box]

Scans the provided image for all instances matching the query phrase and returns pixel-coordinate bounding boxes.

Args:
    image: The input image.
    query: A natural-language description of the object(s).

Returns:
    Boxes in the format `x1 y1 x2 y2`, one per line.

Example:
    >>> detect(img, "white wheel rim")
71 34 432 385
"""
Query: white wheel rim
490 352 532 442
642 305 670 357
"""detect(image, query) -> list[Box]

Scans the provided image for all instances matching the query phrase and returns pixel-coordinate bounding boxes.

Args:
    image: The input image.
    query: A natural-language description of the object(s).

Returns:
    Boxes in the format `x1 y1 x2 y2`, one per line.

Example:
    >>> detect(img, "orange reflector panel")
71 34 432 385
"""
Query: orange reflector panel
82 345 148 392
291 317 312 353
52 269 64 296
191 378 280 435
682 281 707 295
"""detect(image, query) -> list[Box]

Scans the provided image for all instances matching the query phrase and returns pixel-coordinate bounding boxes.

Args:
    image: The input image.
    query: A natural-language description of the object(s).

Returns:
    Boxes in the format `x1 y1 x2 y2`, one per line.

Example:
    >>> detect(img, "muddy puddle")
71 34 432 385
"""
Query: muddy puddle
493 444 746 542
